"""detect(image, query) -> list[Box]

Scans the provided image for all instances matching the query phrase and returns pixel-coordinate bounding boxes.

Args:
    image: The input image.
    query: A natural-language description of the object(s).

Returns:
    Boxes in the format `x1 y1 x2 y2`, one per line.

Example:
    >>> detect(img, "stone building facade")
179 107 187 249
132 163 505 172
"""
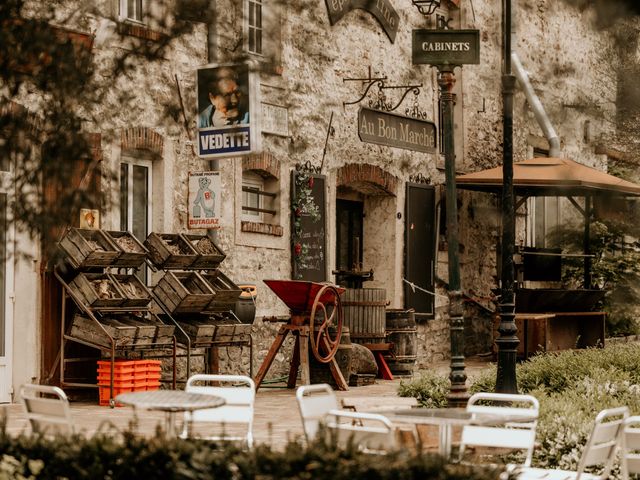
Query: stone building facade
0 0 626 399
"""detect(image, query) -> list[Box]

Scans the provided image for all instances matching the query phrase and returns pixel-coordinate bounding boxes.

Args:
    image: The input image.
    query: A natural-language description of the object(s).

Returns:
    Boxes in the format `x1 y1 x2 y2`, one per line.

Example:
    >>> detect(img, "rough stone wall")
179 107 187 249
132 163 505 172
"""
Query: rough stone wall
221 0 621 380
22 0 620 385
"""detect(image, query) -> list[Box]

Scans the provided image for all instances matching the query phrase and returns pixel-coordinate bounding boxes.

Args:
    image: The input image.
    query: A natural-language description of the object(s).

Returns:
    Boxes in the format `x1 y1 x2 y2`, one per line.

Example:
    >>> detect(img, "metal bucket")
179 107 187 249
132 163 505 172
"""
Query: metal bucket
384 308 417 376
342 288 387 345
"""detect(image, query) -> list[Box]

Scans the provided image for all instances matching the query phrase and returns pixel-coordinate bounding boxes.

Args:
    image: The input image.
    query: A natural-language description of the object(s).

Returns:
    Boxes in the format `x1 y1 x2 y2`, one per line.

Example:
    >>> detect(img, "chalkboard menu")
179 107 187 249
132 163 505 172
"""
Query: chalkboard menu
291 171 327 282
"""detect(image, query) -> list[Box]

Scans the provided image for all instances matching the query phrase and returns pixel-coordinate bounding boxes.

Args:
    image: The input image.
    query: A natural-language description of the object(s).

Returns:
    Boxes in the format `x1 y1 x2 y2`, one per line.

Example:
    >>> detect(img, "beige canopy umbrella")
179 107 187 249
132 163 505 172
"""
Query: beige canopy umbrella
456 156 640 291
456 157 640 197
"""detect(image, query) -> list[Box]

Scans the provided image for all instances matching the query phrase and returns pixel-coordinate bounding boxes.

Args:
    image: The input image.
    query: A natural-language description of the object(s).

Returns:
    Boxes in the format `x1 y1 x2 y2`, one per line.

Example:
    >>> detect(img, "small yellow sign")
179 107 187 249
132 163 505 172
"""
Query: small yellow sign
79 209 100 229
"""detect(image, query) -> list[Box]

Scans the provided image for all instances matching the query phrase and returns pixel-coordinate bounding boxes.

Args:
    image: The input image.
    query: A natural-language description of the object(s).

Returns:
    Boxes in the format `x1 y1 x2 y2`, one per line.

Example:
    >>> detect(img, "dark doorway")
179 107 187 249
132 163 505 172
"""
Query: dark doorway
405 183 436 316
335 199 364 288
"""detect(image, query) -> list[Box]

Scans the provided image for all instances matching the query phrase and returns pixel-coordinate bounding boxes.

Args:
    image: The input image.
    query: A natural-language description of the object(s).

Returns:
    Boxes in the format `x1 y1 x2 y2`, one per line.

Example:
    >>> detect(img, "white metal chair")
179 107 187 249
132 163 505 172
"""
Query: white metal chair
20 384 75 436
459 392 540 466
181 374 255 448
621 415 640 479
296 383 340 443
325 409 397 454
512 406 629 480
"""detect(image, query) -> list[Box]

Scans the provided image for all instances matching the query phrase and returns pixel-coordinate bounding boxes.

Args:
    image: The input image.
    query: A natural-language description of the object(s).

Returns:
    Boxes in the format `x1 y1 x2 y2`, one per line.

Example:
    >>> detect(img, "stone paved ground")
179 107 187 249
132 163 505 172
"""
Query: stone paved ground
2 357 493 449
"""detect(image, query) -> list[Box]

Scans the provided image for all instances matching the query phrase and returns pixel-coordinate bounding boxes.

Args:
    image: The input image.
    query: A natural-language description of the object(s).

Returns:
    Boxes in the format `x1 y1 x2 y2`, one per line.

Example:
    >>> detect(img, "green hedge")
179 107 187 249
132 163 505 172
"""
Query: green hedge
0 430 503 480
399 343 640 478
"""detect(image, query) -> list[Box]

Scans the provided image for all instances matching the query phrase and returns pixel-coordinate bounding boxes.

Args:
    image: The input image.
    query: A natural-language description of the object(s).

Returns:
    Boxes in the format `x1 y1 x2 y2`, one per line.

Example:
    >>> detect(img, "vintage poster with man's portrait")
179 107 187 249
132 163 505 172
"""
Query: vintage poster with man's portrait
196 62 259 159
188 171 222 229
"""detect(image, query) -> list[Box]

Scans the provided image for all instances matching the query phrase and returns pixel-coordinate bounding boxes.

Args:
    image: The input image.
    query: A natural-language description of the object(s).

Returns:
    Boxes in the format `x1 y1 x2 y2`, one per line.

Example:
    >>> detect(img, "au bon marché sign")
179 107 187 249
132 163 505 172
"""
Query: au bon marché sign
358 108 437 154
412 29 480 66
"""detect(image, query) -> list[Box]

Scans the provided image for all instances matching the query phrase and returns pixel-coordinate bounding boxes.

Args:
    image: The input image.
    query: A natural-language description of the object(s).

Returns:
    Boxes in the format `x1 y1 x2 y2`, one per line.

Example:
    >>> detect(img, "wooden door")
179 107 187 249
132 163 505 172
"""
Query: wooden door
404 183 436 315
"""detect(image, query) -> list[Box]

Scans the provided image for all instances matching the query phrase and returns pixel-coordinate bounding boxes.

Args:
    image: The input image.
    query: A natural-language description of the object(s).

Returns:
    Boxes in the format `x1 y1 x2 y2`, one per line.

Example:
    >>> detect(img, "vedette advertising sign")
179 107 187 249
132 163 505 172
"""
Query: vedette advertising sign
188 171 221 229
196 62 259 159
358 107 437 153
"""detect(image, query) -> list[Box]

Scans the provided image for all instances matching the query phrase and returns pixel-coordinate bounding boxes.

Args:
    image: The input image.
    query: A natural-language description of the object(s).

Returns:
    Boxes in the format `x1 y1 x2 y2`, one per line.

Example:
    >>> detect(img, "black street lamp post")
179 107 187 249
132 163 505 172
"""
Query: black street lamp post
410 2 479 407
438 67 468 406
495 0 519 393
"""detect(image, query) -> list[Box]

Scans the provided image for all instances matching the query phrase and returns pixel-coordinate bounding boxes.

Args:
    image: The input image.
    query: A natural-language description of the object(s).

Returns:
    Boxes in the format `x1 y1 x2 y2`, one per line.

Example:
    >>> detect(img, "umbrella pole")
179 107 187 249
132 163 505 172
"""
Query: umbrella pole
584 196 592 288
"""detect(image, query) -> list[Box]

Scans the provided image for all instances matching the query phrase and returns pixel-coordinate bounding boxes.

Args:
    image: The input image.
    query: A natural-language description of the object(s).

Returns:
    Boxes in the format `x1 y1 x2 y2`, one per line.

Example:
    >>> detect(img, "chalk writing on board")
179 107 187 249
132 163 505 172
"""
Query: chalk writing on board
291 171 326 282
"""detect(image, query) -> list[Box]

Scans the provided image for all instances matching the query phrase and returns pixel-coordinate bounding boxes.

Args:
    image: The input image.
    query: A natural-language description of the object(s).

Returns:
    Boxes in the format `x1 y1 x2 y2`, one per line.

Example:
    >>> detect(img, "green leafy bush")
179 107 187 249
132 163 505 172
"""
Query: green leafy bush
0 430 502 480
398 370 450 408
471 343 640 394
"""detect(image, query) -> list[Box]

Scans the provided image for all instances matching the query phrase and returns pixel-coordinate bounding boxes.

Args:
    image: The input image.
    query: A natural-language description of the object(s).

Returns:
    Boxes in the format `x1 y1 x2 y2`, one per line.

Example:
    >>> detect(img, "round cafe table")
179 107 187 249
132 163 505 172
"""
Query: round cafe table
379 407 536 459
116 390 225 437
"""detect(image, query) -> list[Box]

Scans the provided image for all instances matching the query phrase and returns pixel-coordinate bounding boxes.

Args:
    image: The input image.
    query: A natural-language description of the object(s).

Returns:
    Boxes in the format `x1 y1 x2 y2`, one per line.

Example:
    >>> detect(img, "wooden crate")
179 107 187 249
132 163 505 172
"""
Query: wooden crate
201 271 241 312
110 274 152 308
69 314 136 350
59 228 121 268
154 324 175 345
153 271 215 313
115 316 158 347
69 273 126 308
176 319 216 345
144 232 198 269
105 231 149 268
212 323 252 345
182 234 226 269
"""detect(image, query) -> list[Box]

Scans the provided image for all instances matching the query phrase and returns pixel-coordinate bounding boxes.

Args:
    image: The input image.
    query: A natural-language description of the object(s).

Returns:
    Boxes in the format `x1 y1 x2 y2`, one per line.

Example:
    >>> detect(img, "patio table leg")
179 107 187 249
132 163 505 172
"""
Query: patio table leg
439 424 452 459
166 412 177 437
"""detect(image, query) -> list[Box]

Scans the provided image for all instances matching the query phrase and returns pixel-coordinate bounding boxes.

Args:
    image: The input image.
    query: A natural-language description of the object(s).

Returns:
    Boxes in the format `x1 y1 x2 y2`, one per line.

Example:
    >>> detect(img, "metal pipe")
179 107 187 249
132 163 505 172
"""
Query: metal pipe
511 52 562 157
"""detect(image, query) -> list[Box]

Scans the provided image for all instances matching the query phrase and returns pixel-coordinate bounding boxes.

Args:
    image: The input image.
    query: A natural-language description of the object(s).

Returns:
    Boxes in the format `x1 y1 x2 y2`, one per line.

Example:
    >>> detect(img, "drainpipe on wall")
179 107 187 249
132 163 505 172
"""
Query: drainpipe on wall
511 53 562 157
206 1 220 375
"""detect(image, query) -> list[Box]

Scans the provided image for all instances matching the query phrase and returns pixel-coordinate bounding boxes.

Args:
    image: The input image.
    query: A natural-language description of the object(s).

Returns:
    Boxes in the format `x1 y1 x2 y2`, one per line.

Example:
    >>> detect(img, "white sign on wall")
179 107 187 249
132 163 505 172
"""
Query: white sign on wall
261 102 289 137
188 171 222 229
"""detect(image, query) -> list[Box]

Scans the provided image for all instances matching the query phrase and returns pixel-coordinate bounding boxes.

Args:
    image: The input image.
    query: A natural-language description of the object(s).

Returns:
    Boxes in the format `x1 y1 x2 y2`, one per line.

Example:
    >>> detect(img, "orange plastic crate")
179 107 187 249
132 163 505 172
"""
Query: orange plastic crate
96 369 138 380
98 385 132 407
146 381 161 391
97 377 147 389
97 360 139 374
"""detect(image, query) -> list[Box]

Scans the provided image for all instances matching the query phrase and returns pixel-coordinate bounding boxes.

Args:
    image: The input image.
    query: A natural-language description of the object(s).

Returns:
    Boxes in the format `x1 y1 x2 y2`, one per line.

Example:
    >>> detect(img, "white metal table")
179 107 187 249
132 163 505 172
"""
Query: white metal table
116 390 225 437
381 407 535 459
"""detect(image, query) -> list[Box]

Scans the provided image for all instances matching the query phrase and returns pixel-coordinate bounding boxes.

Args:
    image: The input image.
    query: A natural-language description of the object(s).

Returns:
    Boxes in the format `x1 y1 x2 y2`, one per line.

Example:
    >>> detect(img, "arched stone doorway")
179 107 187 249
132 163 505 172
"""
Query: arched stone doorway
335 164 398 295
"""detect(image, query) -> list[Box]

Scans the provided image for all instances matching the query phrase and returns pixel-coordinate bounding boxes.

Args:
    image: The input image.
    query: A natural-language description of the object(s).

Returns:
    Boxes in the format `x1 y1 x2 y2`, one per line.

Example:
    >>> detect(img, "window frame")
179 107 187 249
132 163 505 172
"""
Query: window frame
245 0 263 56
119 157 152 282
119 0 145 24
242 172 265 222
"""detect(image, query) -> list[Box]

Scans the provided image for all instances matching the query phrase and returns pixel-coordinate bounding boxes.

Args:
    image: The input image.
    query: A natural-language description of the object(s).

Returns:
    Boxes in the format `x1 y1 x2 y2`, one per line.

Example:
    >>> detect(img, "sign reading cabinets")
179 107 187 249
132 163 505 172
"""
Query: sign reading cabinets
412 30 480 66
358 108 437 153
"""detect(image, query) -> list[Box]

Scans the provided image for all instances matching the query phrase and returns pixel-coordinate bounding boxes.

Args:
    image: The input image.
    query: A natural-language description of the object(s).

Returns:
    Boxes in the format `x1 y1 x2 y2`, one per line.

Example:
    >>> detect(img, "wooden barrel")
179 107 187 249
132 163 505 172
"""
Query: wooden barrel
310 327 352 388
342 288 387 345
384 309 417 376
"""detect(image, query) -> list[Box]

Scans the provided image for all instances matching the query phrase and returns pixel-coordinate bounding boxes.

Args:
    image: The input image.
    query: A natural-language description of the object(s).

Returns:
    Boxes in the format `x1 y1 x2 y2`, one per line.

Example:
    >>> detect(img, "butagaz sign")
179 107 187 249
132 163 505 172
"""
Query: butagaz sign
358 108 437 153
412 30 480 66
325 0 399 43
